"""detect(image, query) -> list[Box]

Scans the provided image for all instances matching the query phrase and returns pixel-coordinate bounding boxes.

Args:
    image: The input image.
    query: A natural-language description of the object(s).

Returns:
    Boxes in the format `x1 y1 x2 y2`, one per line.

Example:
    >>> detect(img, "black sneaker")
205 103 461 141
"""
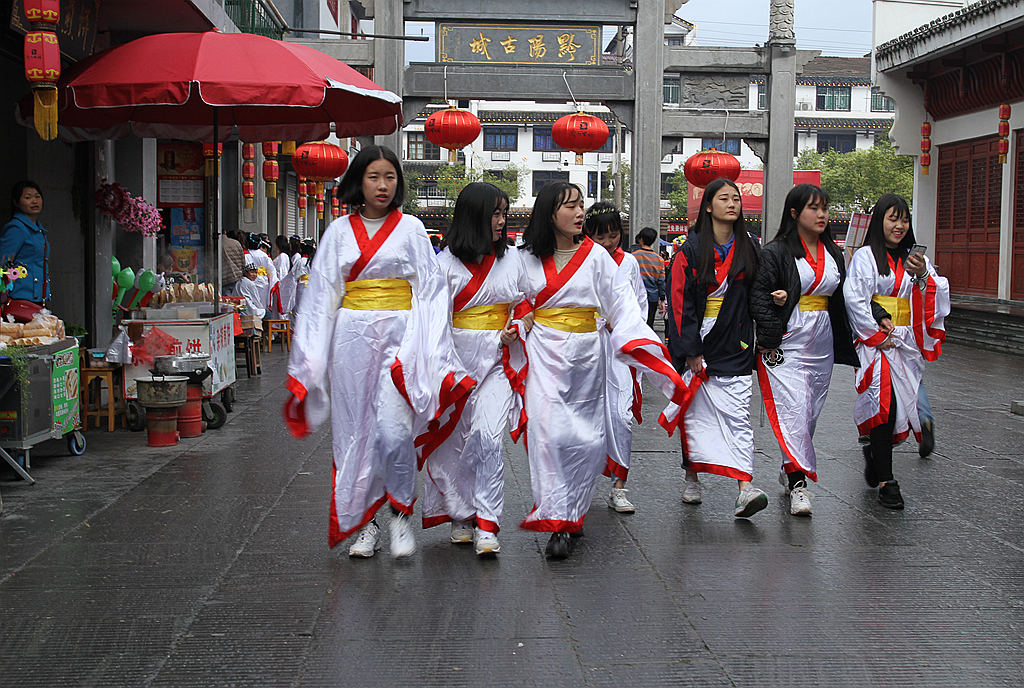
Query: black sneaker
878 480 904 510
545 532 570 559
863 445 879 488
919 420 935 458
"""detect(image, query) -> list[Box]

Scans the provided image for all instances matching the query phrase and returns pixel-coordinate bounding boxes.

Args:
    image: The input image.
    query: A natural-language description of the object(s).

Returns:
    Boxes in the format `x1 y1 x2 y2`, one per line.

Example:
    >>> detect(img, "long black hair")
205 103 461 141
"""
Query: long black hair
773 183 841 258
582 201 623 245
274 235 290 255
520 182 583 258
289 235 302 256
690 177 758 284
447 182 509 262
10 180 41 218
338 144 405 210
245 232 262 251
865 193 915 276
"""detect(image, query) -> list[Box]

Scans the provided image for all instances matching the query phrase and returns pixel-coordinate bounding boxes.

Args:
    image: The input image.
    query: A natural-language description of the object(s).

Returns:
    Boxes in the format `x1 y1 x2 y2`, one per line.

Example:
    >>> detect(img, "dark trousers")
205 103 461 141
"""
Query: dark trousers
868 386 898 483
647 301 659 329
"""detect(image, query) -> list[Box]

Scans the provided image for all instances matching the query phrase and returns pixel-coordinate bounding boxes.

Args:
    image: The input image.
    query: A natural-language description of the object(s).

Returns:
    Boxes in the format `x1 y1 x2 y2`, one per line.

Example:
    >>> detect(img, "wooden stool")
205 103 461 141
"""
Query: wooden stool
81 366 121 432
235 333 262 377
264 319 291 352
251 333 263 373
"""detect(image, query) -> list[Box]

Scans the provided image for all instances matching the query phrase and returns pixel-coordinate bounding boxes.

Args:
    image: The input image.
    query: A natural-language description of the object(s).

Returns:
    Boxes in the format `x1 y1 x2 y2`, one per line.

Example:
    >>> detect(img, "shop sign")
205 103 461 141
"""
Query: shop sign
157 141 205 208
51 343 79 436
438 23 599 66
686 170 822 222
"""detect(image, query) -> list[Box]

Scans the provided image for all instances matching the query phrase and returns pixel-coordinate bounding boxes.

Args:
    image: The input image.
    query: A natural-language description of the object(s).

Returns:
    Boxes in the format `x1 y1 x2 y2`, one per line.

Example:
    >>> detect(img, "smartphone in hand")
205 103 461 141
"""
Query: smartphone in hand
910 244 927 257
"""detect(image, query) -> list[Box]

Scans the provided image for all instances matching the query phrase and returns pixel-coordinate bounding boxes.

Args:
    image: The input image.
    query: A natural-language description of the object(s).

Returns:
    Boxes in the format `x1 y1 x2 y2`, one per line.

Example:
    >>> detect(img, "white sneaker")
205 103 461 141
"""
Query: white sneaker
682 479 702 504
473 528 500 555
607 487 636 513
450 520 474 544
789 483 812 516
348 521 381 558
734 487 768 518
389 513 415 558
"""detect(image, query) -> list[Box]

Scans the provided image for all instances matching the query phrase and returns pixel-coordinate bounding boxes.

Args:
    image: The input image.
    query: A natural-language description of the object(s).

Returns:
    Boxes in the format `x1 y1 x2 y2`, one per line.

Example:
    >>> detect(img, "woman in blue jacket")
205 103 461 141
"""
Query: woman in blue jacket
1 181 50 305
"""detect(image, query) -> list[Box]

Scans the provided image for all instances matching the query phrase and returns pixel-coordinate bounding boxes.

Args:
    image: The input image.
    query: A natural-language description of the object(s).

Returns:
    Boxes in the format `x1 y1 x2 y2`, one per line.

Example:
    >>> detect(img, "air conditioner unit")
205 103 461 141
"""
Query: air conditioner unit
799 102 812 111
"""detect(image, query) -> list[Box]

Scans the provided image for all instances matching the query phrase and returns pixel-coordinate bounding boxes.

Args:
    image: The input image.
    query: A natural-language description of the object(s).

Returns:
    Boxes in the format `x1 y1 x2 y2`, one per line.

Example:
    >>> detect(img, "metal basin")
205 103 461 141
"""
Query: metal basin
135 375 188 408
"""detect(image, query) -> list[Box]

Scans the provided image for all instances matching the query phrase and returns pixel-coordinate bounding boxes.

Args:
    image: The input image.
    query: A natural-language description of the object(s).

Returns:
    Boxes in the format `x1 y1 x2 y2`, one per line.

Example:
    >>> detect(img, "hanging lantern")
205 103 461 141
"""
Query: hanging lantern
23 1 60 141
241 143 256 209
282 140 297 156
262 142 280 198
552 111 610 156
998 104 1011 164
203 142 223 176
683 148 742 188
331 188 341 219
920 122 932 175
24 0 60 22
297 177 307 218
315 182 325 220
292 141 349 182
424 107 481 161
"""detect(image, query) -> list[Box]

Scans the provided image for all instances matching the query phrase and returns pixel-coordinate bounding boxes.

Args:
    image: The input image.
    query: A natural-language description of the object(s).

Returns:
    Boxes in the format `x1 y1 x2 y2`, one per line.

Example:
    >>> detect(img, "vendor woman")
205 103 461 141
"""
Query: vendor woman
1 181 50 305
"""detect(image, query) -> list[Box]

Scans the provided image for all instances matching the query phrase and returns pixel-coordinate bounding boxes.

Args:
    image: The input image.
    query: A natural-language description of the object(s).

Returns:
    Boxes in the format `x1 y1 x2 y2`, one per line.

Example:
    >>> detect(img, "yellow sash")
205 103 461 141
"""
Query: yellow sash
704 297 724 318
299 274 309 285
534 306 599 333
872 295 911 326
452 303 511 330
342 278 412 311
799 295 829 311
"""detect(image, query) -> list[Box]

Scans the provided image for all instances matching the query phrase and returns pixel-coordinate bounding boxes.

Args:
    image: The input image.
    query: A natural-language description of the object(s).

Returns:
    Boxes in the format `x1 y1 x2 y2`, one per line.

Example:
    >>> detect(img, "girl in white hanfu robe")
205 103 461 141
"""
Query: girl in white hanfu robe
582 202 647 514
750 185 859 517
290 240 314 314
269 235 292 319
420 183 529 556
284 146 473 558
244 233 277 315
843 193 948 510
517 183 688 560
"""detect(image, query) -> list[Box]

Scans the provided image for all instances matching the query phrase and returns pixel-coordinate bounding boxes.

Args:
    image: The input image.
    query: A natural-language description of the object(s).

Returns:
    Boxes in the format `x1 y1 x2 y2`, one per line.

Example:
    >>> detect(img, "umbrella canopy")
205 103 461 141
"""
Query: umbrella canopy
17 30 402 142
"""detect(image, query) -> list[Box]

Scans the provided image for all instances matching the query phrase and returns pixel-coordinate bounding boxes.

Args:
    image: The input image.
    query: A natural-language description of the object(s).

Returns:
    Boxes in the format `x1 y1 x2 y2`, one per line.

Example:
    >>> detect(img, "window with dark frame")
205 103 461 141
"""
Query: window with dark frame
701 138 741 155
660 173 675 199
816 132 856 154
663 75 680 105
532 170 570 196
407 132 441 161
484 127 518 151
815 85 851 111
533 127 556 151
757 81 767 110
871 87 895 112
597 128 622 153
588 171 599 197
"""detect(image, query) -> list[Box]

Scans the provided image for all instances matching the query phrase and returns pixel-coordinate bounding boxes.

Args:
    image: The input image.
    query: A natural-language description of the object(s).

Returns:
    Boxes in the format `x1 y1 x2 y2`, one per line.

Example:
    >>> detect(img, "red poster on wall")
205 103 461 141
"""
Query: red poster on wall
686 170 821 222
157 141 205 208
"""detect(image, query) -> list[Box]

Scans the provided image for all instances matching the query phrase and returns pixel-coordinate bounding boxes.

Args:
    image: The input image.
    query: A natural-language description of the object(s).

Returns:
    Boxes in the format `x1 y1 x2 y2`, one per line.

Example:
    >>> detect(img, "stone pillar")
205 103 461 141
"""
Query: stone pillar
374 0 405 155
764 0 796 242
630 4 665 240
93 140 115 345
141 138 157 271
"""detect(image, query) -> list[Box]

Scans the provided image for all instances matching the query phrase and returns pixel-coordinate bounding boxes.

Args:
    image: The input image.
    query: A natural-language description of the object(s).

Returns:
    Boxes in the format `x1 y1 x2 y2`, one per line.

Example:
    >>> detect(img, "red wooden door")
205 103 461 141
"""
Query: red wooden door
1013 130 1024 300
935 136 1002 296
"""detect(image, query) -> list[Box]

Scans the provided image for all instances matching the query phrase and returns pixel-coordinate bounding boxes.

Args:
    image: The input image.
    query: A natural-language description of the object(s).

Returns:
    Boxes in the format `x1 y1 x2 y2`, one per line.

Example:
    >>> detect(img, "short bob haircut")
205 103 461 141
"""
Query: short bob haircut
864 193 915 276
10 180 42 218
447 182 509 262
689 177 759 285
636 226 659 248
582 201 623 244
520 181 584 258
338 144 405 210
773 184 841 259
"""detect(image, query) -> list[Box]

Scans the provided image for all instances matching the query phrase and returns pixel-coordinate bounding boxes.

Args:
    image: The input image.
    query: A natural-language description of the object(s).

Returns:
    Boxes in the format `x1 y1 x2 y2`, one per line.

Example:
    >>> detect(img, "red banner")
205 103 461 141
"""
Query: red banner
686 170 821 222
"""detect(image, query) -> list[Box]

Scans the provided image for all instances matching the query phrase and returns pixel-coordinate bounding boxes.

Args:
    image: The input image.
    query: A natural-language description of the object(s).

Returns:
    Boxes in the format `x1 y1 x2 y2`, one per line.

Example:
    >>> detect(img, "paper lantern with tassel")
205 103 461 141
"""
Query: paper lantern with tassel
297 177 307 218
315 182 325 220
292 141 349 182
920 122 932 175
203 142 223 176
241 143 256 209
998 104 1011 164
684 148 742 188
425 107 481 161
552 111 610 155
331 188 341 219
262 142 280 197
23 1 60 141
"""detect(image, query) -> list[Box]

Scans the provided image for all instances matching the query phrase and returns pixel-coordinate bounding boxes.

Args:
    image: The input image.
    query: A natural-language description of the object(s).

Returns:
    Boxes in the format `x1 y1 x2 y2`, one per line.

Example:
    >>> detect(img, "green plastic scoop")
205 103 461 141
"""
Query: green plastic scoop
112 256 121 277
129 269 156 309
113 267 135 314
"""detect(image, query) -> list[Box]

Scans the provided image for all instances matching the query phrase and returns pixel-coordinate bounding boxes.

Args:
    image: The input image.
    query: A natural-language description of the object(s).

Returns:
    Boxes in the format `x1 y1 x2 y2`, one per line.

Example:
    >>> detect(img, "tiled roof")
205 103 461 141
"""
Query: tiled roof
797 56 871 82
477 110 619 126
876 0 1019 59
795 117 894 130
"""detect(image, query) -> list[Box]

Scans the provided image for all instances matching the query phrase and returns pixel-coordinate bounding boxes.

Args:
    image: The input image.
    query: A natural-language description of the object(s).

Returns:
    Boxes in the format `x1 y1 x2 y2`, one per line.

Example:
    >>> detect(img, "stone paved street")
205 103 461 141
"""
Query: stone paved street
1 342 1023 687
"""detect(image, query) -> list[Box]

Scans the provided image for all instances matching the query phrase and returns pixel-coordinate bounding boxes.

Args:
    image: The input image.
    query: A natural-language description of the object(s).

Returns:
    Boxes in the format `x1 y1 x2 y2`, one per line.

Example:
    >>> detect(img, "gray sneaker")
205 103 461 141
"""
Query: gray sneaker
607 487 636 513
789 483 812 516
734 487 768 518
682 479 702 504
450 521 474 544
348 521 381 558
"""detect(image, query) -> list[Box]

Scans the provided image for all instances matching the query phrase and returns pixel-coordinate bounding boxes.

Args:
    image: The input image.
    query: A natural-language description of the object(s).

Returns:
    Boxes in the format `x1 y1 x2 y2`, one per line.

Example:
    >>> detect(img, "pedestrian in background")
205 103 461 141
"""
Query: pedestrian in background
843 193 949 509
632 226 666 328
750 184 858 516
666 177 767 518
582 201 646 514
283 145 472 559
1 180 50 308
220 230 244 297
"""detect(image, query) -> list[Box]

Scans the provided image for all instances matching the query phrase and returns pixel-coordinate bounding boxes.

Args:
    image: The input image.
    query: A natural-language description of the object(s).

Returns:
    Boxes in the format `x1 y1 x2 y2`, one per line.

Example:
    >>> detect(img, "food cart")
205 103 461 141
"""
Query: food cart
0 338 87 483
121 312 235 431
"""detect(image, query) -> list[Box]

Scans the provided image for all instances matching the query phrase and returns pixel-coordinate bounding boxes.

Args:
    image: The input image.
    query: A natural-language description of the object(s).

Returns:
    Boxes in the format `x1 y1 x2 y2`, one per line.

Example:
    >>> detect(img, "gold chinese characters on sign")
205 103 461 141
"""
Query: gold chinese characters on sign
439 23 599 66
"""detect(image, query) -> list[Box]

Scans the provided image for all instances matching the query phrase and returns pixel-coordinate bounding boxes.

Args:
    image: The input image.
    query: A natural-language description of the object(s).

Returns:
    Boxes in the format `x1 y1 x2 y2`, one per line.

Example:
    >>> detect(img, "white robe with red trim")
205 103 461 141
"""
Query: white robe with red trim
421 248 528 533
844 247 948 443
755 247 840 482
289 255 310 313
286 211 473 548
600 248 647 482
247 248 278 312
519 239 687 533
270 252 291 318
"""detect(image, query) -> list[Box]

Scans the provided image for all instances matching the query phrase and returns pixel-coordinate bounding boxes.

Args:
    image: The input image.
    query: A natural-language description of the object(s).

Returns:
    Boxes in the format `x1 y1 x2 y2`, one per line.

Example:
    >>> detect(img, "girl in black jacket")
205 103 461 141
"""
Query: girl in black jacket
750 184 858 516
666 178 767 518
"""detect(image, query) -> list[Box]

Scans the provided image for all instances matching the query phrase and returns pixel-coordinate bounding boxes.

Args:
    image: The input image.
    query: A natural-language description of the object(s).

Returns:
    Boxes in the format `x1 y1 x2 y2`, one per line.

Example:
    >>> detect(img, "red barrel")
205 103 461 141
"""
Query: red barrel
146 407 179 446
177 383 204 437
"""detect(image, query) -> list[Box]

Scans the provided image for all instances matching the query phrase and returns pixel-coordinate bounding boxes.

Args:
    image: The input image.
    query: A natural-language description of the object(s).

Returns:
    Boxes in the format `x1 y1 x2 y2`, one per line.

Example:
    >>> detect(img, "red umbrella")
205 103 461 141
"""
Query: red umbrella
18 30 402 142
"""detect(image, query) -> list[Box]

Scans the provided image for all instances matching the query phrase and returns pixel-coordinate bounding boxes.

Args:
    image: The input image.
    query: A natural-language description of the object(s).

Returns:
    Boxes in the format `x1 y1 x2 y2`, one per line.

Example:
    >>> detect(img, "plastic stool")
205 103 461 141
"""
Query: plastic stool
264 319 291 352
81 366 121 432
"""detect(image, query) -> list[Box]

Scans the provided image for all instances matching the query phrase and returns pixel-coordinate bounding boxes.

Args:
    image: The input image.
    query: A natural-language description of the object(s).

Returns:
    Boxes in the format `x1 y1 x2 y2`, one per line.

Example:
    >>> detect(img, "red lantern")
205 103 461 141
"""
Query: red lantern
331 189 341 219
315 182 325 220
203 142 223 176
999 104 1011 121
424 107 481 153
24 0 59 23
998 104 1011 164
920 122 931 175
297 177 307 218
241 143 256 209
999 120 1010 138
920 152 931 170
552 111 610 155
292 141 349 182
262 142 280 197
683 149 742 189
920 122 931 138
23 30 60 140
998 138 1010 158
920 138 931 153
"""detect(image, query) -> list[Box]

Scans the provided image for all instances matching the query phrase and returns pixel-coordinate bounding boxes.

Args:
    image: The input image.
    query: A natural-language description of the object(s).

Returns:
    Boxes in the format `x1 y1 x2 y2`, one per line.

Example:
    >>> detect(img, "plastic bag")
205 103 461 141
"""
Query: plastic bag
133 326 178 367
105 327 132 364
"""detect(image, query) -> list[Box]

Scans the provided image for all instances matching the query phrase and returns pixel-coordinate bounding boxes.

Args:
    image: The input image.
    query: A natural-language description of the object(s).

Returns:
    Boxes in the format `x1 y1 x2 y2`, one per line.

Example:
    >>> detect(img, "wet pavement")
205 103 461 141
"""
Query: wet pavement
1 341 1023 687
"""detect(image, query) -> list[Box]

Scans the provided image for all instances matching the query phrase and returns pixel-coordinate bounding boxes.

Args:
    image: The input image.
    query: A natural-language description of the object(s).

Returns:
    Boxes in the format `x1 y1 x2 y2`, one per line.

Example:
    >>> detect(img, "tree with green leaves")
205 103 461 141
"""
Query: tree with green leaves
603 161 631 213
795 136 913 213
435 162 526 210
665 163 689 216
402 170 421 215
